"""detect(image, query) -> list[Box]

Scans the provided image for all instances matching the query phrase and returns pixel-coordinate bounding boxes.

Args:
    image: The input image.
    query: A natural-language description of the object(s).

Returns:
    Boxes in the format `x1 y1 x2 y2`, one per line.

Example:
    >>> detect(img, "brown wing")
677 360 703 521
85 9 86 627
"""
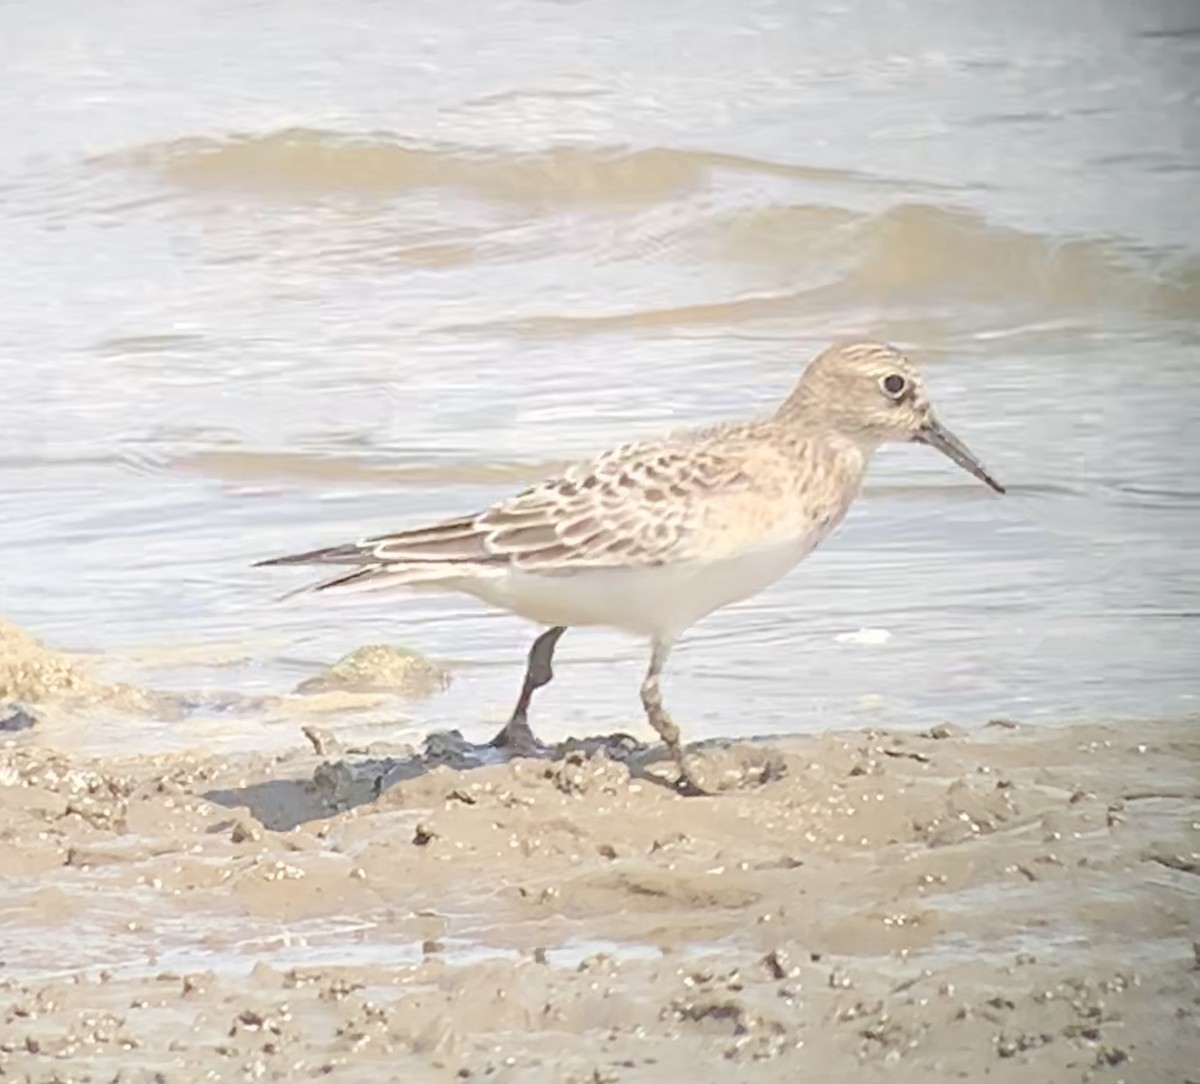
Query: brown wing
258 430 756 578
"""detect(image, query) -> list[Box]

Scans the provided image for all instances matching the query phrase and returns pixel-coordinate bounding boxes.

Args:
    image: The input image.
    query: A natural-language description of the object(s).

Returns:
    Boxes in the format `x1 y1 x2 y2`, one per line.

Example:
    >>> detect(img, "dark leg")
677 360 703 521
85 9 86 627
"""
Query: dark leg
639 637 706 795
491 626 567 753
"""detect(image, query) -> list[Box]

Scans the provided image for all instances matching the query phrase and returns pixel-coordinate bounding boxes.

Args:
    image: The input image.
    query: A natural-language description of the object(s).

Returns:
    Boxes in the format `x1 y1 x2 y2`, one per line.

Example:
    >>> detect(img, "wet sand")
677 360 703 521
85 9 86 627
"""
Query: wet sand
2 618 1197 1081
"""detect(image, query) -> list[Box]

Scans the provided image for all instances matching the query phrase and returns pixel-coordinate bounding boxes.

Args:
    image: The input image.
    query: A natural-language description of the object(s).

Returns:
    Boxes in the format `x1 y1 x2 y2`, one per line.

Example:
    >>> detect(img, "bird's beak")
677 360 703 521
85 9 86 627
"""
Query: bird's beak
914 414 1005 494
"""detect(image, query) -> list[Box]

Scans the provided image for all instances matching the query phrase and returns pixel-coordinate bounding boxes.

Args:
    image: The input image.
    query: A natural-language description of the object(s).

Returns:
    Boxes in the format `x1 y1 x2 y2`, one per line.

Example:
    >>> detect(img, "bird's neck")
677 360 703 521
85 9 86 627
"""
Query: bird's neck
766 399 882 469
775 375 849 427
762 419 875 498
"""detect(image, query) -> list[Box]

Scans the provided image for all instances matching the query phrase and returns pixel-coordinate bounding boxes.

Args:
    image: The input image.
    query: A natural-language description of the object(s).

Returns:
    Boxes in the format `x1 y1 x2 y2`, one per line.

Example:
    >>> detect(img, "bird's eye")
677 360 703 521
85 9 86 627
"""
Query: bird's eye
881 373 907 398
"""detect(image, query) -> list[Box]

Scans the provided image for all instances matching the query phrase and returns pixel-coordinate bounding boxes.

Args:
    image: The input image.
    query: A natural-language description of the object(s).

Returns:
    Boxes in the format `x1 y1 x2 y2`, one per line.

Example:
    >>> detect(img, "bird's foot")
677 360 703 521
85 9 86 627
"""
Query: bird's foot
670 750 708 797
672 770 709 797
490 717 543 758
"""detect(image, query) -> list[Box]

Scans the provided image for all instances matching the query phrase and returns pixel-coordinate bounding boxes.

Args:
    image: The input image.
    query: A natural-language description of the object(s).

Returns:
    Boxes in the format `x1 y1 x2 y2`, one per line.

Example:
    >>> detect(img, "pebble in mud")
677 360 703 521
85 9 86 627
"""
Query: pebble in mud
230 817 262 844
548 748 632 796
0 703 37 732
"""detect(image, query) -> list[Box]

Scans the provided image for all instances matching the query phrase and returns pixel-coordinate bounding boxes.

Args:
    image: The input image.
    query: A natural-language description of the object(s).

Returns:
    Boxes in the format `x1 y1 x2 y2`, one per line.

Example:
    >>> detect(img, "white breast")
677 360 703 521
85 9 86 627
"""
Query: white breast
462 527 830 639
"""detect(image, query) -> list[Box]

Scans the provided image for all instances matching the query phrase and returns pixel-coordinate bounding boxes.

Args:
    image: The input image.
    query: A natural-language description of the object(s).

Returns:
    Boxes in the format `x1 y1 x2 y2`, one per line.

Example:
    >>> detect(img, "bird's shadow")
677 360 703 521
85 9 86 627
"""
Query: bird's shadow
201 728 749 832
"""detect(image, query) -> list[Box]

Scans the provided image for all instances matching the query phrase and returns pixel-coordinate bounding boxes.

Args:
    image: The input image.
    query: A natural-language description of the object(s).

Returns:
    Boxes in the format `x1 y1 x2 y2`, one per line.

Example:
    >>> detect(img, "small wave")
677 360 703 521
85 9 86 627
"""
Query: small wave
452 202 1200 336
103 127 905 205
179 449 569 488
721 202 1200 316
1139 24 1200 41
97 131 1199 328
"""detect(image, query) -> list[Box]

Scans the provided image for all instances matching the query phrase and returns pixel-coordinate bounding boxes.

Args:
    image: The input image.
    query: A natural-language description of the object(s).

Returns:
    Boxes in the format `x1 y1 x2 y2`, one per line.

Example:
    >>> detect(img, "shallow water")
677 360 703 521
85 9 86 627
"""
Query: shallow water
2 0 1199 754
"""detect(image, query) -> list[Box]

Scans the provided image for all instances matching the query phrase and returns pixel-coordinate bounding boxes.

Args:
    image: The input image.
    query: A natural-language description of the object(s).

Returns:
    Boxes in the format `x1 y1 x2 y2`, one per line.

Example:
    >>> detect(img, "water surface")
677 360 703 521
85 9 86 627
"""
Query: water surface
2 0 1198 753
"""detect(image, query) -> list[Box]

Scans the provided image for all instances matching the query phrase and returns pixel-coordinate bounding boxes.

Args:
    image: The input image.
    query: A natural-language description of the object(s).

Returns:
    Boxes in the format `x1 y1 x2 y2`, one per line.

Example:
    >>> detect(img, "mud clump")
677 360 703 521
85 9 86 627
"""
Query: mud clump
0 618 147 710
295 643 451 698
1 619 96 702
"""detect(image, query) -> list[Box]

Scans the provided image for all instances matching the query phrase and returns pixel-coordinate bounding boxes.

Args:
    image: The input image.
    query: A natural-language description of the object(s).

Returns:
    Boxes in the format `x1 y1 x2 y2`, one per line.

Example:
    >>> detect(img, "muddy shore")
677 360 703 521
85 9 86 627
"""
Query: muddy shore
1 621 1198 1081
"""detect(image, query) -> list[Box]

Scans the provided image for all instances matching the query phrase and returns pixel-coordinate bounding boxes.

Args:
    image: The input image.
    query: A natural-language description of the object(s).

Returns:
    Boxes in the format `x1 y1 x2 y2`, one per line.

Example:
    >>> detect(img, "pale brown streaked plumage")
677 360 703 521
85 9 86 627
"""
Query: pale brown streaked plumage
258 340 1004 794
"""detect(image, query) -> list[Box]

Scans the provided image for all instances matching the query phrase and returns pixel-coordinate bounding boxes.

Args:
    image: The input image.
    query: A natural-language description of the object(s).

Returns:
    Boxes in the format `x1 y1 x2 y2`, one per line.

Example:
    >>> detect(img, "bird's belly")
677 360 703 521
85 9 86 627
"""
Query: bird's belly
465 535 819 637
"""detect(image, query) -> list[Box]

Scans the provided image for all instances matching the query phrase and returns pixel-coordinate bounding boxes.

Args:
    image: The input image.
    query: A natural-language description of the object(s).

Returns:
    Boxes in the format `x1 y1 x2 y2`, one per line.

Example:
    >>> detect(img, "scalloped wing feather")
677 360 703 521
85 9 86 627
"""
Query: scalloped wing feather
349 433 756 573
256 426 769 593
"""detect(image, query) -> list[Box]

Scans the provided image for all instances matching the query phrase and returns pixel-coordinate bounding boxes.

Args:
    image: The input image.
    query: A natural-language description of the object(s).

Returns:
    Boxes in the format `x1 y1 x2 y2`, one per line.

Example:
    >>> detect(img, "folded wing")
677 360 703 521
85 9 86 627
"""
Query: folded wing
257 433 754 592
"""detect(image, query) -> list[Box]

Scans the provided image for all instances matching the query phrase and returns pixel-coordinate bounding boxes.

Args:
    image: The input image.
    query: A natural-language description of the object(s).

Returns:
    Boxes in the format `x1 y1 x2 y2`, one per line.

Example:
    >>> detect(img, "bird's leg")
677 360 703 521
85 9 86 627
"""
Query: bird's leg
491 626 567 754
639 638 706 796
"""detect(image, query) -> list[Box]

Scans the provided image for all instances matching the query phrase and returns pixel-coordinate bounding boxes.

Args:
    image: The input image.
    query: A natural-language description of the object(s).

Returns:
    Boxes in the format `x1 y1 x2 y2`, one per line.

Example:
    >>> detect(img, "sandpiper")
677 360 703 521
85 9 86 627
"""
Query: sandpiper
258 341 1004 794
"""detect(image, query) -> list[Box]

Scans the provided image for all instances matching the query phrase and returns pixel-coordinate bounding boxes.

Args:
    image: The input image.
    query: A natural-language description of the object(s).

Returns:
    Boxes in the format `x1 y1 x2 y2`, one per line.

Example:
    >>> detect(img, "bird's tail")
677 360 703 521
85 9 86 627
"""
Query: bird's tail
256 543 483 600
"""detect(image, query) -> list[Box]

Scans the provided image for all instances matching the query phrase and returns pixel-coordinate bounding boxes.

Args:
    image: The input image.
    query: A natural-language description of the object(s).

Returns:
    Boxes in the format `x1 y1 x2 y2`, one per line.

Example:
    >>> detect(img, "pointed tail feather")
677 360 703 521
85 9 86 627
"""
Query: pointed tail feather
272 561 480 601
256 515 501 600
254 542 369 568
306 565 385 593
274 565 378 601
